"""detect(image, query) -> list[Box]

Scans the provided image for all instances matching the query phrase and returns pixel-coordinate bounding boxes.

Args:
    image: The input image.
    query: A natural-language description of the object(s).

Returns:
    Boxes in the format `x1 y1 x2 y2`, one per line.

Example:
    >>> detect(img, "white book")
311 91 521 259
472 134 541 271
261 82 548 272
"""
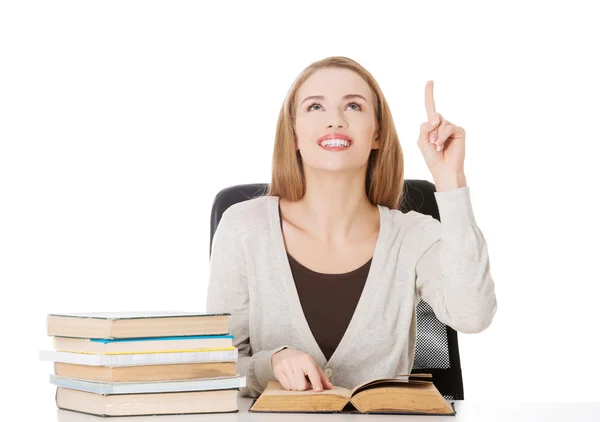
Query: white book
49 311 223 319
39 348 238 366
49 374 246 394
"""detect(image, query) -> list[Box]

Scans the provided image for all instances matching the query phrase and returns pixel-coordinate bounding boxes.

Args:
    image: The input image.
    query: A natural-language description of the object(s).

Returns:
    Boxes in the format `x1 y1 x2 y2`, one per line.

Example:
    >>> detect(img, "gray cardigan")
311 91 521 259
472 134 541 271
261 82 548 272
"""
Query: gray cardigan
206 186 497 397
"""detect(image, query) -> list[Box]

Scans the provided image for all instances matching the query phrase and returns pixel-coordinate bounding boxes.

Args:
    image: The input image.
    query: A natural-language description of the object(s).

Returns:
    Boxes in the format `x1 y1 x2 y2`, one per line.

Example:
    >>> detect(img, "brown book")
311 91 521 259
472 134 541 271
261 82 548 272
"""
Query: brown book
47 311 230 339
249 373 456 416
54 361 237 382
56 387 239 416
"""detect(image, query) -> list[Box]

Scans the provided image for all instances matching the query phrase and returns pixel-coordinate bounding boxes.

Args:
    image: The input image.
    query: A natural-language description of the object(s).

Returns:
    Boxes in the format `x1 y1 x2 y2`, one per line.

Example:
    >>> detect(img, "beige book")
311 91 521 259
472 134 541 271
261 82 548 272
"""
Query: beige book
47 311 230 339
249 373 455 415
56 387 239 416
54 361 237 382
53 335 233 354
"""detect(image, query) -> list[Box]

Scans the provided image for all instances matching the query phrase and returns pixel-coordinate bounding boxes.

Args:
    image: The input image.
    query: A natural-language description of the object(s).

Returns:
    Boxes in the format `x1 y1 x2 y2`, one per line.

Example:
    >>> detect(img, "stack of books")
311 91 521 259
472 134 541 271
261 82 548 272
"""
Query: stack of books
39 311 246 416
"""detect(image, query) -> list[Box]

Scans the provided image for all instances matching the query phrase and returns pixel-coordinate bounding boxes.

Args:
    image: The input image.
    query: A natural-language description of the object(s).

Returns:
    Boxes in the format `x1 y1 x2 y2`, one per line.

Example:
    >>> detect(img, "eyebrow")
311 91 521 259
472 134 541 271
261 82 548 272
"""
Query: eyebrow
300 94 368 105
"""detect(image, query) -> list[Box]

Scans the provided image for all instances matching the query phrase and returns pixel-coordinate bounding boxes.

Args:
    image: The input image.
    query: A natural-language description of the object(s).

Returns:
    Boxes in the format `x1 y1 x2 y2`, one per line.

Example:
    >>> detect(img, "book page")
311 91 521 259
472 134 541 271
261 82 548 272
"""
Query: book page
351 374 433 396
264 381 352 398
48 311 230 319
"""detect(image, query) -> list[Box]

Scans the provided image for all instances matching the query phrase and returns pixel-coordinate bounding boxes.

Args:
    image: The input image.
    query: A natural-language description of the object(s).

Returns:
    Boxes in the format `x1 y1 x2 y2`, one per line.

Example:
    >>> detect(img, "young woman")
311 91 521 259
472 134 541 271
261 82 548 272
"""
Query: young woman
207 56 497 398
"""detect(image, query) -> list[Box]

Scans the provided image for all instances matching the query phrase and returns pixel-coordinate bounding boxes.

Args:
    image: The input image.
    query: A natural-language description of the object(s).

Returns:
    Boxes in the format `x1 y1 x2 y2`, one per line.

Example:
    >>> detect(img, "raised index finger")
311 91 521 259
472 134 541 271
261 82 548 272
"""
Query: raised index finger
425 80 437 124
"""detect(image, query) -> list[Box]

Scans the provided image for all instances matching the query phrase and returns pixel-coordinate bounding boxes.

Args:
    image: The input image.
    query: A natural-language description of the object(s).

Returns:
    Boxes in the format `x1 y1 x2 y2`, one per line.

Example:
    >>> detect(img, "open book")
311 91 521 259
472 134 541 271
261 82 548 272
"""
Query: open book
249 373 456 415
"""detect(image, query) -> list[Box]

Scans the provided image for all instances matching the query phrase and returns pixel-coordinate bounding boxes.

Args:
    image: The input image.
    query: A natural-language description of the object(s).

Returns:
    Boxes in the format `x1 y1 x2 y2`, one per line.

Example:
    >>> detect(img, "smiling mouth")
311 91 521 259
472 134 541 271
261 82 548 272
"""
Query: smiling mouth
318 139 352 150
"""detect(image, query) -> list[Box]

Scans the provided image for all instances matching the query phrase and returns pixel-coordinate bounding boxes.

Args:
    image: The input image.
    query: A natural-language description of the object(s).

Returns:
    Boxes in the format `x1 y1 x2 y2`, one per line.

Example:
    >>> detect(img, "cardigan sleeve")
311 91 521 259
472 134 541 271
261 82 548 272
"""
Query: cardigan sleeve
206 207 290 397
414 186 498 334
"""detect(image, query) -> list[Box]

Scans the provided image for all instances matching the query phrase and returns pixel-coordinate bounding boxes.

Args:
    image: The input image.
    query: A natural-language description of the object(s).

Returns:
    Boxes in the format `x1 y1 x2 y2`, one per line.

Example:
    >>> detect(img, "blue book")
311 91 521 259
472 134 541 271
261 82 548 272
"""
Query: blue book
89 335 234 343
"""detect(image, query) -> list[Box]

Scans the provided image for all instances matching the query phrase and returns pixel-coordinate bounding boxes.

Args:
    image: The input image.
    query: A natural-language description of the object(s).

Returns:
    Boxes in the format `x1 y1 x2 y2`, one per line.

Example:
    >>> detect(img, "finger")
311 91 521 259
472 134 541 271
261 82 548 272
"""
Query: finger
305 364 324 392
292 366 310 391
283 362 298 390
435 119 451 145
429 112 444 144
418 112 442 149
425 80 438 125
436 123 458 153
277 362 294 390
316 365 334 389
277 369 292 390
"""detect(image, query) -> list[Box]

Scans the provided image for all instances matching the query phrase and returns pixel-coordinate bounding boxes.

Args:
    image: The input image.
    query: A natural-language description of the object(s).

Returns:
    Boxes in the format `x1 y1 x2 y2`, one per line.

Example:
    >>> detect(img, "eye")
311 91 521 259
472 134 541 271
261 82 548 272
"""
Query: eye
307 102 363 111
347 102 362 111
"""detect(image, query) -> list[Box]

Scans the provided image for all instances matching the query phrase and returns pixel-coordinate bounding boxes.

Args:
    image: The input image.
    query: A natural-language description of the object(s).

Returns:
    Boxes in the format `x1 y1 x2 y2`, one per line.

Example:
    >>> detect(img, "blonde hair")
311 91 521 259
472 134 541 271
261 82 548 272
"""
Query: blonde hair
267 56 404 210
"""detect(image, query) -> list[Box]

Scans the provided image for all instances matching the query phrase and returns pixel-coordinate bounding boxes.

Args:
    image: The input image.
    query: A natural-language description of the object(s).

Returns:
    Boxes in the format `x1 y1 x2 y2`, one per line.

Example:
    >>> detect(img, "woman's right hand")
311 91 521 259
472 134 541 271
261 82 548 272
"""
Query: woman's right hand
271 348 333 392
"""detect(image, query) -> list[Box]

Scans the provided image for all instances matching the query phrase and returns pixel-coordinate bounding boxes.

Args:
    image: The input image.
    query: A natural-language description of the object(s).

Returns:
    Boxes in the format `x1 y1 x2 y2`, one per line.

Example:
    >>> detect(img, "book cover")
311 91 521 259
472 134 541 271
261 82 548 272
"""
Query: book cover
48 311 231 320
39 348 239 366
49 374 246 394
85 335 234 343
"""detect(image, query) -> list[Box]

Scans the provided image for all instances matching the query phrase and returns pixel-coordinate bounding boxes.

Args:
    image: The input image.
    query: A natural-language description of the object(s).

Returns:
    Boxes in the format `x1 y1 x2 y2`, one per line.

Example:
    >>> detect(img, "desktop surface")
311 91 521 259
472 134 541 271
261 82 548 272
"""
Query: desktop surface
53 396 600 422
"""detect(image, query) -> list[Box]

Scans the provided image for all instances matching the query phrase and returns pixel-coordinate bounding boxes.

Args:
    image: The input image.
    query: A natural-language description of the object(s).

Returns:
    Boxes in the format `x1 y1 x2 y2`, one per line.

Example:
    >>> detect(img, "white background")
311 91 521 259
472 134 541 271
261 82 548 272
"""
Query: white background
1 0 599 417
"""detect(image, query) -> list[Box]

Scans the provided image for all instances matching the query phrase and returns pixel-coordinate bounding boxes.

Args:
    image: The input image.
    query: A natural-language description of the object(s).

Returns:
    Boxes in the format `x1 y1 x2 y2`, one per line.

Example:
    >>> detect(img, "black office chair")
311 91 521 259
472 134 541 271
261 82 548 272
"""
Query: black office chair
209 180 464 400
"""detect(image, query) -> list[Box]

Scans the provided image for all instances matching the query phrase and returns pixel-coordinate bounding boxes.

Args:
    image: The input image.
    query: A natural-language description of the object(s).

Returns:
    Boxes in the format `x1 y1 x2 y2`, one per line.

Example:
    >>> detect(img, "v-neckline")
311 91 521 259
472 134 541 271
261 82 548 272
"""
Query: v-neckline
268 195 388 370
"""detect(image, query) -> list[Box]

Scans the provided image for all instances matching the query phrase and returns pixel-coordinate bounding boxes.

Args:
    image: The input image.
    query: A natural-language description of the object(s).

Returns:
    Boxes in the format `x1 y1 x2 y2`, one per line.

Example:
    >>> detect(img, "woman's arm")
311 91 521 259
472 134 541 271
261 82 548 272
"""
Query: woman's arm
206 207 289 397
414 186 498 333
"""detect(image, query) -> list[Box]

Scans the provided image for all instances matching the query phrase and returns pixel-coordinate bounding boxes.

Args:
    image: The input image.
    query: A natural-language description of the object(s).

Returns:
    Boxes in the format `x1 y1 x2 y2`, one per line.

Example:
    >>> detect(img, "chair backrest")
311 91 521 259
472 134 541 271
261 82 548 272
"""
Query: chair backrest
209 180 464 400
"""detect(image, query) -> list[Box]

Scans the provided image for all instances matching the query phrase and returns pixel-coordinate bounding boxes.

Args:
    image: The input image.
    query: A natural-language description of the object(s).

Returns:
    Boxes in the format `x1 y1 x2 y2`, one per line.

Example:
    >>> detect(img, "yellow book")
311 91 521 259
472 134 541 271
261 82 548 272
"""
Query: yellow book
54 361 238 382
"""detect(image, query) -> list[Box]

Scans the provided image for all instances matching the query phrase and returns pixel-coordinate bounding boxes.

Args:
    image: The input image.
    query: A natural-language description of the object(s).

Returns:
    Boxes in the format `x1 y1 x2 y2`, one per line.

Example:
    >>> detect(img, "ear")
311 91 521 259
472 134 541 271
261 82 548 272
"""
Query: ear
371 136 380 150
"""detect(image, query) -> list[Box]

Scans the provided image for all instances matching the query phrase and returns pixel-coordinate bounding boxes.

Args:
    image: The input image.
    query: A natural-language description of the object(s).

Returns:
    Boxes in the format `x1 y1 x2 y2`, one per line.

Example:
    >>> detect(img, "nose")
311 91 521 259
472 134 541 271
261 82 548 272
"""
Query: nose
327 112 348 129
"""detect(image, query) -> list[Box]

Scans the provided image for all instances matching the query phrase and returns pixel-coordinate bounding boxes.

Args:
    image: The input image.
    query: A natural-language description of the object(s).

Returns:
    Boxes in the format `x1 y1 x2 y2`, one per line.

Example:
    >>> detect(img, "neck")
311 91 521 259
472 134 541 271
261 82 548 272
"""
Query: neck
293 167 376 245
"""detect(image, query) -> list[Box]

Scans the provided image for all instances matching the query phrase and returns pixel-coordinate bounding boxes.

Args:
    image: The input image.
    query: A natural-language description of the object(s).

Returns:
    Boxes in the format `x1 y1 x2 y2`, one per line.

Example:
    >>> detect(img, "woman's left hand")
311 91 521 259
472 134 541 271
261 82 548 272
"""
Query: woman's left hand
417 80 467 189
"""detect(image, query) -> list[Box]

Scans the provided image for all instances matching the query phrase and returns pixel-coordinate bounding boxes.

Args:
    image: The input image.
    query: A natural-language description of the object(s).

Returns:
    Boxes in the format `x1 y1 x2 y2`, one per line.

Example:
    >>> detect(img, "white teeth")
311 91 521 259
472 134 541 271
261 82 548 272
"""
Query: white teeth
320 139 350 147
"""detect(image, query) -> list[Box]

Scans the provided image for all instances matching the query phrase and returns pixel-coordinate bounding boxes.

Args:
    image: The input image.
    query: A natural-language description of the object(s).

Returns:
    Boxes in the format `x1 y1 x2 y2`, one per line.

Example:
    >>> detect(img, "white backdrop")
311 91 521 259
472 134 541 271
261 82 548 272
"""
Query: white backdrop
1 1 599 416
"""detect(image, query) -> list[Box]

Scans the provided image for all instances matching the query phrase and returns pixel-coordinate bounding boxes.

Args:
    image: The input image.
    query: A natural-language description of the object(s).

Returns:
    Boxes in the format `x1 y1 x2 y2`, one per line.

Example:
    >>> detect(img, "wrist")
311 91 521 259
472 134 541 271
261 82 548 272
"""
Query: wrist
433 171 467 192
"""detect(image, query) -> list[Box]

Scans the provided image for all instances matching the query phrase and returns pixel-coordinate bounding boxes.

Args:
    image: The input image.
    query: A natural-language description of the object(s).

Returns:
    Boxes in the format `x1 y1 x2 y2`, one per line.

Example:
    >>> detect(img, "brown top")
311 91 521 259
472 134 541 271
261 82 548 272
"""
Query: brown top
287 253 372 361
279 205 372 361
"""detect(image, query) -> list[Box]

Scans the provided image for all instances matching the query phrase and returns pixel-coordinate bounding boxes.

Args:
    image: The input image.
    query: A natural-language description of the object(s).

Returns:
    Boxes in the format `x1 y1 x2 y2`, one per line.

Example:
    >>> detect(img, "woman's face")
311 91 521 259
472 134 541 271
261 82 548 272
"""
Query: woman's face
294 67 379 175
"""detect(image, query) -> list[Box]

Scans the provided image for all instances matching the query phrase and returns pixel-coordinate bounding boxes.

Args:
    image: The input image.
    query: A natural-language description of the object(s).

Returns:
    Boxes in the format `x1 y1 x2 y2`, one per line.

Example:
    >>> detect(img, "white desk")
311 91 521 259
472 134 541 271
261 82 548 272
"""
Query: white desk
53 397 600 421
